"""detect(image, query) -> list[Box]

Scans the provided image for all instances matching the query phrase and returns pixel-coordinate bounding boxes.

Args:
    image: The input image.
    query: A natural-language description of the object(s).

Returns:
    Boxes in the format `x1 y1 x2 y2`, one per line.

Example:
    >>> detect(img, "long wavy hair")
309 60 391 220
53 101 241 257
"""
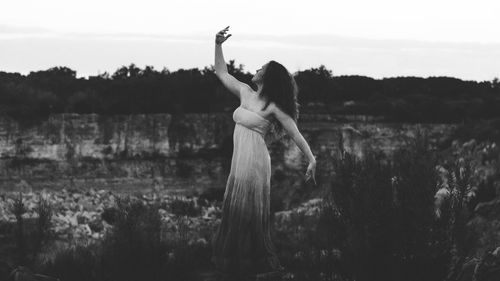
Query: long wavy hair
258 60 300 143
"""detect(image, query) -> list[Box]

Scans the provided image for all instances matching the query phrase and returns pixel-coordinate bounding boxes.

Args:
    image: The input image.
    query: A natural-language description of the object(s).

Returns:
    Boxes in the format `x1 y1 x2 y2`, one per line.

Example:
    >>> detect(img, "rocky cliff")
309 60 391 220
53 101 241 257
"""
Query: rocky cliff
0 113 458 202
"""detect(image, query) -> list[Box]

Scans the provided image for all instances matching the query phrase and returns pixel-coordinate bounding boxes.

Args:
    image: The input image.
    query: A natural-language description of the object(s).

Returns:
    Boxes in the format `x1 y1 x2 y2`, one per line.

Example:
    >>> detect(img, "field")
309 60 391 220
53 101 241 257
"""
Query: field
1 135 499 281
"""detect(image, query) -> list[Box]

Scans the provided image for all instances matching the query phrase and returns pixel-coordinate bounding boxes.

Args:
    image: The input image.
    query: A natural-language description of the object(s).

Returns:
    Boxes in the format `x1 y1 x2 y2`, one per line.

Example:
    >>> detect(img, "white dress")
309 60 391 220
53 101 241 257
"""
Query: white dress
211 106 284 279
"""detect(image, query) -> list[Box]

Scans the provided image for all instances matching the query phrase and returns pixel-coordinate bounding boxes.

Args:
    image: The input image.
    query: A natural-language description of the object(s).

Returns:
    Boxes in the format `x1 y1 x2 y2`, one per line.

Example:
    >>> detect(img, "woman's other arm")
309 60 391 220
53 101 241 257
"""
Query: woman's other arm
214 26 250 99
271 103 317 184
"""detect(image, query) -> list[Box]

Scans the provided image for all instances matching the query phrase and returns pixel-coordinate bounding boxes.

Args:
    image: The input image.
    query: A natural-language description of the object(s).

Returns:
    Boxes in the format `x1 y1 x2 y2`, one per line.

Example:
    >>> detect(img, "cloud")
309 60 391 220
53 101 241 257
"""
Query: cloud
0 28 498 81
0 24 57 40
0 24 49 34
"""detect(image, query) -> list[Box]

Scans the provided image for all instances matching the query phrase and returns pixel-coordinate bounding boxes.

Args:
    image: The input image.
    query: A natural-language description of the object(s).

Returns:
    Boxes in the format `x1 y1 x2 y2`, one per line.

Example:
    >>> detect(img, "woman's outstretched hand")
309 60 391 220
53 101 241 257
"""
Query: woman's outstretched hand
305 160 317 186
215 26 232 45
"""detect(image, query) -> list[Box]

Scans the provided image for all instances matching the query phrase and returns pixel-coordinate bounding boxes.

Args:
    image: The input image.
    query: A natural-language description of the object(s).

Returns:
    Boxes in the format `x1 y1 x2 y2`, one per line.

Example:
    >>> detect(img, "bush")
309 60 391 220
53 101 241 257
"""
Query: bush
318 132 451 281
97 195 169 281
34 195 53 255
162 241 212 280
41 244 98 281
36 194 218 281
169 197 201 217
100 206 118 225
450 118 500 143
436 157 478 281
198 187 224 204
10 192 28 265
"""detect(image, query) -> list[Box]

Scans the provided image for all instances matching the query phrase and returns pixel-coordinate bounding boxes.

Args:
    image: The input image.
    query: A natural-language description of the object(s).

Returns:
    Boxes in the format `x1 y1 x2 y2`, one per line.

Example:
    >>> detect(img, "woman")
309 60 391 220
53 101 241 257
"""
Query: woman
210 26 317 281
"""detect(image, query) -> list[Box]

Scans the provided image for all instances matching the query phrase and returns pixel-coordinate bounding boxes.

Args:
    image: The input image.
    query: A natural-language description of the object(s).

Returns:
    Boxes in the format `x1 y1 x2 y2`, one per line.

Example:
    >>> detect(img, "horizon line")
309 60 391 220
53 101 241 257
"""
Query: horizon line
1 65 496 83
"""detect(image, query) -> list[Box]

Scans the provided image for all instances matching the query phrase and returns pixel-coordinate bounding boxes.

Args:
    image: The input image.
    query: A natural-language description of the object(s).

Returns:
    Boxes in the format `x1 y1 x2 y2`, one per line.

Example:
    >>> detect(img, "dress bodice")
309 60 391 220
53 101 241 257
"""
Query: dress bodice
233 106 271 136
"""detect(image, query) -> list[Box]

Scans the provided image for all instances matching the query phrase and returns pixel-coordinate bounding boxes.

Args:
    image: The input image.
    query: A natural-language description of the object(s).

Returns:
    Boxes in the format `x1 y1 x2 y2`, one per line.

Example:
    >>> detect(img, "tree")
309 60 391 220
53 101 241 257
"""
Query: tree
111 64 142 79
295 65 334 105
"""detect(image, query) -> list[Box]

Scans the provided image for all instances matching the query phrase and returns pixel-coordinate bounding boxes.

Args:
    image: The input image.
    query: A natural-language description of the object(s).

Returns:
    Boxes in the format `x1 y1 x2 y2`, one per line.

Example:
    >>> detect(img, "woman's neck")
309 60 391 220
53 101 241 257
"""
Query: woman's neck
255 83 263 95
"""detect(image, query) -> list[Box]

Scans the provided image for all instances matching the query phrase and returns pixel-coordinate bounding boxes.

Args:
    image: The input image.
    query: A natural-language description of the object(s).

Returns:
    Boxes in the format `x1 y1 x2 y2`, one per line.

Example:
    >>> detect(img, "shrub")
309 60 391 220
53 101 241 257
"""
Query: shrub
34 195 54 256
41 244 98 281
169 197 201 217
450 118 500 143
436 157 478 281
37 194 217 281
97 195 169 281
100 206 118 225
318 132 451 281
162 241 212 281
10 192 28 265
198 187 224 204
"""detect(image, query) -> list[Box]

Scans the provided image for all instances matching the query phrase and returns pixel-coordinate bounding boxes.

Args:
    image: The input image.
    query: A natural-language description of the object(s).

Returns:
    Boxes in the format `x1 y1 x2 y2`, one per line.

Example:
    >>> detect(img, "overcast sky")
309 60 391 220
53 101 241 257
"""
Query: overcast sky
1 0 499 81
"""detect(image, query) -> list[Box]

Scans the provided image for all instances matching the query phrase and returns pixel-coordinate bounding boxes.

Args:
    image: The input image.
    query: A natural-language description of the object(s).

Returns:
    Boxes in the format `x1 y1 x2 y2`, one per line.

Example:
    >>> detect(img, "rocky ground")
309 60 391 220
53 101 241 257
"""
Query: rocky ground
0 186 324 280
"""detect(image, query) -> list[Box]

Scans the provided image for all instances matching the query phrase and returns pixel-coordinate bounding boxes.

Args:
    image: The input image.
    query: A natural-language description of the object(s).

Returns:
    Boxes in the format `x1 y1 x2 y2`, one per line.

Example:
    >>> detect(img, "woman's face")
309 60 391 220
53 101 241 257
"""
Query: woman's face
251 63 268 84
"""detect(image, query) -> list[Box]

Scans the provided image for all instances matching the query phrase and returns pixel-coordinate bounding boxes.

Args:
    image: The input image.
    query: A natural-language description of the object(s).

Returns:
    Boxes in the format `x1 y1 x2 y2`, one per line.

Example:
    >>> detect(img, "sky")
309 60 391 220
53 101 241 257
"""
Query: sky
1 0 499 81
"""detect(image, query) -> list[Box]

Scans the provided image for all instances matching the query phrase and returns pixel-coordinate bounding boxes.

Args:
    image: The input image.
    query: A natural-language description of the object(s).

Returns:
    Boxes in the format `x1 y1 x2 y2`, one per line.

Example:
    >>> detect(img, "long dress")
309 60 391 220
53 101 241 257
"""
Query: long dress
211 105 285 280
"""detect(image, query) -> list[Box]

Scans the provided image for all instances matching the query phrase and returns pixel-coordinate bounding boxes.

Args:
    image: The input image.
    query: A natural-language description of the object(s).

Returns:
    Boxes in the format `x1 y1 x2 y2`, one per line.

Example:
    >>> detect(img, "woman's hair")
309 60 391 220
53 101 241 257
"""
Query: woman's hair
259 60 300 142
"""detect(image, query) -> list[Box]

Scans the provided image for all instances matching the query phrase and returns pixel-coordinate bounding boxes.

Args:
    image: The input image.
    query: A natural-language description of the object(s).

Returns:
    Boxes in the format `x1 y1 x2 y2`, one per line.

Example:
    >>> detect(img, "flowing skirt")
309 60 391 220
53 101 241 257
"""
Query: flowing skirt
211 124 284 279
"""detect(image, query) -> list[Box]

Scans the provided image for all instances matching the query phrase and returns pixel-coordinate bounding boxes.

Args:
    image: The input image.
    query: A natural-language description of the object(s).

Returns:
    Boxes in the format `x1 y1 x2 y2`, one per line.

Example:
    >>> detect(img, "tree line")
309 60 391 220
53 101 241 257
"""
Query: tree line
0 61 499 123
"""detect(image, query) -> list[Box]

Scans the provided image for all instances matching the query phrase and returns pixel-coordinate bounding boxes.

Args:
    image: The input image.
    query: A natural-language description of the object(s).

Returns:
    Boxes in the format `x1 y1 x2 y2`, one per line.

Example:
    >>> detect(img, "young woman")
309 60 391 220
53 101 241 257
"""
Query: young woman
210 26 317 281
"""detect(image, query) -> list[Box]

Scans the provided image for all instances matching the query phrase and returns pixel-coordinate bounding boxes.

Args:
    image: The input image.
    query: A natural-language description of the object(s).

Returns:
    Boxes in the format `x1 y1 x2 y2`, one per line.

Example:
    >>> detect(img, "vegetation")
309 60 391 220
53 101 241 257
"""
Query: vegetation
1 135 499 280
313 133 499 281
317 133 446 281
1 63 499 124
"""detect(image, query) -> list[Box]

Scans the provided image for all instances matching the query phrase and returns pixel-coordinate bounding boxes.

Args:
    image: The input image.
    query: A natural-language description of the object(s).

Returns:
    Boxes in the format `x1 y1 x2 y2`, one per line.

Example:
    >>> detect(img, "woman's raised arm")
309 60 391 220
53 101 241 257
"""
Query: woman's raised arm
214 26 250 99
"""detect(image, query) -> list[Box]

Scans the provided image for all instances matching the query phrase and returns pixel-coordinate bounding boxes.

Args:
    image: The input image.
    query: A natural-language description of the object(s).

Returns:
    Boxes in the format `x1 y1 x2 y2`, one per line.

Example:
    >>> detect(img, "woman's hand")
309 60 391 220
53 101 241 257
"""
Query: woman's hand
305 160 317 186
215 26 232 45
